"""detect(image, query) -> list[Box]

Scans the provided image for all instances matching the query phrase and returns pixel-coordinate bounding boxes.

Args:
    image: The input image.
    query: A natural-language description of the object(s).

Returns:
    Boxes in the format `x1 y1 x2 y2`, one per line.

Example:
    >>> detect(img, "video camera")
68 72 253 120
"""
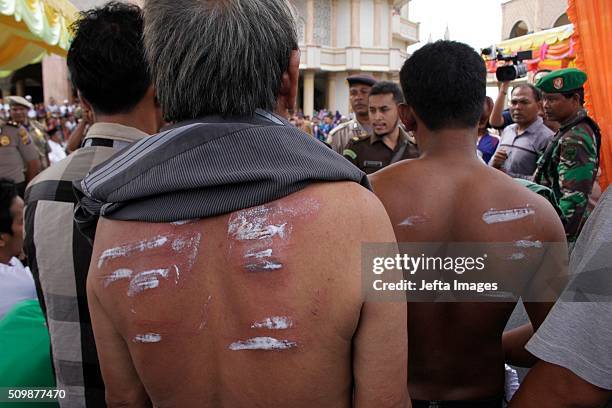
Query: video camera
481 47 532 82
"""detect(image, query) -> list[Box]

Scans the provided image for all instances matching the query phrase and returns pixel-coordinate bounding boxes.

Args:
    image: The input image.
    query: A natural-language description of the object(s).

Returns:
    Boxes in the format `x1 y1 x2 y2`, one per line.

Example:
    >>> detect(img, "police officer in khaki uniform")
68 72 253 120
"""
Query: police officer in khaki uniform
326 74 376 153
0 119 41 197
7 96 51 169
343 81 419 174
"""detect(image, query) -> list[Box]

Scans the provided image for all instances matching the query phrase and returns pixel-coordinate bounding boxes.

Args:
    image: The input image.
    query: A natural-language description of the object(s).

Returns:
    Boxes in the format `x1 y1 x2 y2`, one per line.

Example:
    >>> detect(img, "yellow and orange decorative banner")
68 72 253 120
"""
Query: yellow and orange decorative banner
485 24 576 74
0 0 77 77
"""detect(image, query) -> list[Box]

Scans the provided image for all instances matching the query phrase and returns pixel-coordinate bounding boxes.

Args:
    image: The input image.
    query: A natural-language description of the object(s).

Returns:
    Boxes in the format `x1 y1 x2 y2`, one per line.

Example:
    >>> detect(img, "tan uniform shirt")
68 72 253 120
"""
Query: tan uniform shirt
0 121 39 183
326 118 371 154
23 120 50 169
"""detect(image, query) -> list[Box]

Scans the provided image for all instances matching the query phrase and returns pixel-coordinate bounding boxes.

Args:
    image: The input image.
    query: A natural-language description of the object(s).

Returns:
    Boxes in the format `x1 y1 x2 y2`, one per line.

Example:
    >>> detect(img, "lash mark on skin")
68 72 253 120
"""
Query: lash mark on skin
104 268 133 287
127 268 170 296
98 235 169 268
133 333 162 343
171 220 193 226
251 316 294 330
398 215 428 227
514 240 543 248
198 295 213 331
482 207 535 224
245 249 273 259
228 337 297 351
245 260 284 272
505 252 526 261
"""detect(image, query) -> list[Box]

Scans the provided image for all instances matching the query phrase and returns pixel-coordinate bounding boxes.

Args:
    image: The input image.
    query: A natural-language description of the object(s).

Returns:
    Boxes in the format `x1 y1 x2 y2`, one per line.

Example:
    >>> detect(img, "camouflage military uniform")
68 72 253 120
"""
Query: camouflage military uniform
326 119 371 154
533 109 600 242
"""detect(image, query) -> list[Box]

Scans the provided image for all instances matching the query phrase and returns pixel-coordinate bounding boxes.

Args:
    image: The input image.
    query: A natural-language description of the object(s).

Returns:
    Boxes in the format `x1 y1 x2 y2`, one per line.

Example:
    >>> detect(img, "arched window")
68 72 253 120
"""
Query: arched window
509 20 529 39
553 13 570 27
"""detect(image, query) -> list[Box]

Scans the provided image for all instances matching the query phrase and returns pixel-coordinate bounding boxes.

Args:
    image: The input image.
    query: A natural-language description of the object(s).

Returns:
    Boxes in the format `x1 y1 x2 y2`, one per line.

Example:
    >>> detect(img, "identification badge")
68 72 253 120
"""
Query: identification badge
363 160 383 169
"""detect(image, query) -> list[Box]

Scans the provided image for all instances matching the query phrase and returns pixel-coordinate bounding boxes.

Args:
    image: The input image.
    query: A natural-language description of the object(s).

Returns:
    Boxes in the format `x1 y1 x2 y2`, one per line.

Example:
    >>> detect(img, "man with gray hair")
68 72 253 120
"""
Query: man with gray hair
75 1 408 407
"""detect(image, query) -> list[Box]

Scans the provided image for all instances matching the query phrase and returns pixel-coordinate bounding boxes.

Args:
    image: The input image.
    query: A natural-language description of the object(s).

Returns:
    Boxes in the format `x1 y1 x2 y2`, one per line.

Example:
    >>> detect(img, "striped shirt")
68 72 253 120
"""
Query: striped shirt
23 123 148 407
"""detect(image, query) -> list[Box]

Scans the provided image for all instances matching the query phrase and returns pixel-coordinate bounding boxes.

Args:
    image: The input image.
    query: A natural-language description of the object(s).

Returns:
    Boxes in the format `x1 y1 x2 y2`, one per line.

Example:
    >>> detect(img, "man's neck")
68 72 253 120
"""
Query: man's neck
559 109 582 127
382 127 401 150
517 117 537 134
355 113 370 127
96 110 155 135
0 251 11 265
417 127 480 161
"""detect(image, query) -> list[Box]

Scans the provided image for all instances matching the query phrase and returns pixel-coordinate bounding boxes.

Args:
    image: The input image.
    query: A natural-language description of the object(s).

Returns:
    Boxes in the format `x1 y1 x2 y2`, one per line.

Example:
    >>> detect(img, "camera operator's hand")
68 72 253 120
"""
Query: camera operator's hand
490 80 511 129
491 149 508 170
499 80 510 93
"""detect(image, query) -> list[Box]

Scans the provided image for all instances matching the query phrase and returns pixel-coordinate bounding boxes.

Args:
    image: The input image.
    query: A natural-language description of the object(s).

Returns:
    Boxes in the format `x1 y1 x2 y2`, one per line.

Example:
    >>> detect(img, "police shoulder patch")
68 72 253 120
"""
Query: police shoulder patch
19 128 31 145
343 149 357 160
0 135 10 147
564 144 577 161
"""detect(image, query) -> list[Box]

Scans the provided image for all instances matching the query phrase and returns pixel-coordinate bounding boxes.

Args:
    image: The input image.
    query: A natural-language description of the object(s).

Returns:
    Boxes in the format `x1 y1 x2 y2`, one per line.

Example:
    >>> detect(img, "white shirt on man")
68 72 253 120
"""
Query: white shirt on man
0 257 37 320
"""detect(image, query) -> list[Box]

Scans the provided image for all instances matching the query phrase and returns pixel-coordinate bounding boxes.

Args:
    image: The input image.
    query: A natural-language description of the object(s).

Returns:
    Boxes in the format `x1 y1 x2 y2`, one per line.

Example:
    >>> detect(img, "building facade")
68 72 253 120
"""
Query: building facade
502 0 569 40
294 0 419 116
40 0 418 115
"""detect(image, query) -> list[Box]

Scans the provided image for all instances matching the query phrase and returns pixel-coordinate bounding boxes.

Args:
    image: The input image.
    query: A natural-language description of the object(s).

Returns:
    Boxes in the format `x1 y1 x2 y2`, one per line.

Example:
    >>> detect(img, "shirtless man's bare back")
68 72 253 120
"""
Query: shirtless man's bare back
83 1 408 406
88 183 407 407
370 41 567 407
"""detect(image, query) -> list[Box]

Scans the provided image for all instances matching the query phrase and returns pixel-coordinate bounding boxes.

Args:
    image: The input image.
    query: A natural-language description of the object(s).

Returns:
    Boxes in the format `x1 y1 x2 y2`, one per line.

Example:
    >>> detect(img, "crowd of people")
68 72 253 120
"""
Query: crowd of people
0 1 610 407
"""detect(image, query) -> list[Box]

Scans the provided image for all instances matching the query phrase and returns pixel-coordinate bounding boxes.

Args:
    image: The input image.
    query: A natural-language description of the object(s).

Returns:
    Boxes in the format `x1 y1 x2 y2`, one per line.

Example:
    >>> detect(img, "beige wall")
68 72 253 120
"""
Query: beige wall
502 0 568 39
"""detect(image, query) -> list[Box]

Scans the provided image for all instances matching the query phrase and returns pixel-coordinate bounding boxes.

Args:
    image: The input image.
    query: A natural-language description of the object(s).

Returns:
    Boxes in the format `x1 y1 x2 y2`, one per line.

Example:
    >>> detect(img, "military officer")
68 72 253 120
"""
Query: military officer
343 81 419 174
0 119 41 197
8 96 51 169
534 68 601 242
326 74 376 153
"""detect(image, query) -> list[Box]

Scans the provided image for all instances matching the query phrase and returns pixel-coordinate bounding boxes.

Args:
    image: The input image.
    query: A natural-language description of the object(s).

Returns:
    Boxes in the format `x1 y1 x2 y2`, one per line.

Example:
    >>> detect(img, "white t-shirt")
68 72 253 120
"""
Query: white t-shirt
0 257 38 320
48 139 67 164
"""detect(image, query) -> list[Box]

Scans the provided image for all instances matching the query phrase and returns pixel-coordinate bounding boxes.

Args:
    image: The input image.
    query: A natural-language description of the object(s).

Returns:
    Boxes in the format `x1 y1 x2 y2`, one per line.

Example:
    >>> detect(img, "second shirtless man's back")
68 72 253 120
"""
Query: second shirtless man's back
370 41 567 407
80 1 408 407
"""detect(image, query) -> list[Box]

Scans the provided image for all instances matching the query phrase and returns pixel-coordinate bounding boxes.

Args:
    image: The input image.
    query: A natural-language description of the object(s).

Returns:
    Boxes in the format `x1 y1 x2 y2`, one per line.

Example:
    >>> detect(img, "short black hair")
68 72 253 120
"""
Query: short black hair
400 40 486 131
562 87 585 105
67 2 150 115
369 81 404 104
0 178 18 235
512 83 542 102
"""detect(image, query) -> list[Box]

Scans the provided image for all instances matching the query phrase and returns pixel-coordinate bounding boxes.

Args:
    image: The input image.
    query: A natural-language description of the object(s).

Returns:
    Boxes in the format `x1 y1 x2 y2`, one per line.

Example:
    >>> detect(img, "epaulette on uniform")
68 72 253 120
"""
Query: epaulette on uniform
329 121 349 135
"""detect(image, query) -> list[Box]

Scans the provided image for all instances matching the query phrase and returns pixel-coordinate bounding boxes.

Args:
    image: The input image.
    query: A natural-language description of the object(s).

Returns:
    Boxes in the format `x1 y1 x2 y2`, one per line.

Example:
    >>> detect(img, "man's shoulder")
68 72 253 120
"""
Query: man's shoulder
535 120 555 137
1 121 25 137
565 121 597 143
342 135 370 159
26 147 115 204
328 121 352 136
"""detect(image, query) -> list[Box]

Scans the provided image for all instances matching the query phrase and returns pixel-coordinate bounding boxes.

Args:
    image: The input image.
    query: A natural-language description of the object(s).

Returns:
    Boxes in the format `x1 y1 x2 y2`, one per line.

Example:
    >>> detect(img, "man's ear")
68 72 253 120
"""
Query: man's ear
479 96 494 129
275 50 300 118
0 234 7 248
399 103 417 132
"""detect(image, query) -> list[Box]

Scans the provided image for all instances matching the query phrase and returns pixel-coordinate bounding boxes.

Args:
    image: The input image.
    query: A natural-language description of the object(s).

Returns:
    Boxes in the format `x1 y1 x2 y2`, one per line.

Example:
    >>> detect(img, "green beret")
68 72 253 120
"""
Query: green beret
535 68 587 93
